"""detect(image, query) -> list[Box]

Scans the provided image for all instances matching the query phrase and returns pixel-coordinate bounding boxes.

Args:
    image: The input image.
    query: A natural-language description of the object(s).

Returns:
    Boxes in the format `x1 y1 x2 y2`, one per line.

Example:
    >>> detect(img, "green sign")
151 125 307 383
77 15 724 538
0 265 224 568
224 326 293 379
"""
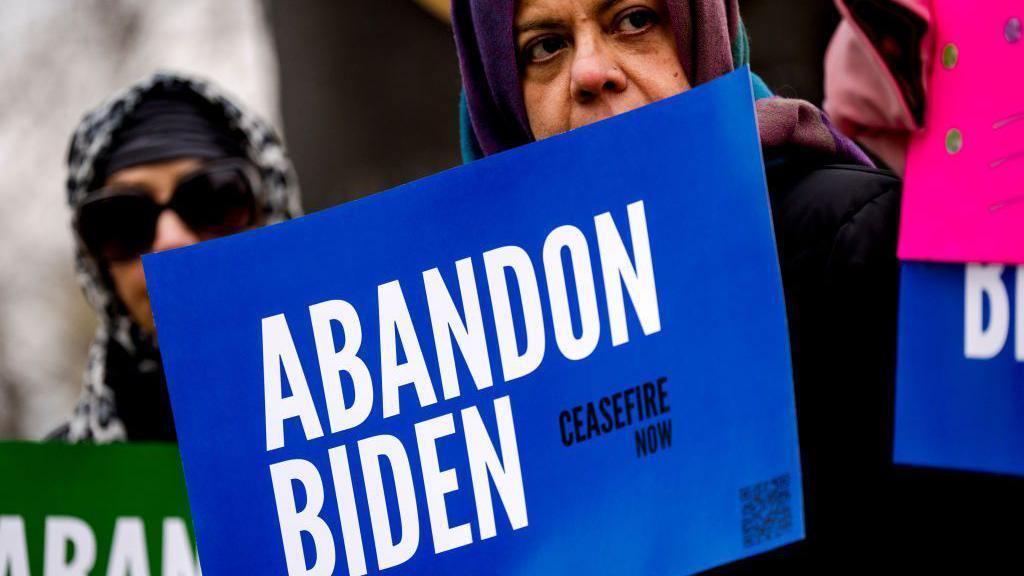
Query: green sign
0 442 198 575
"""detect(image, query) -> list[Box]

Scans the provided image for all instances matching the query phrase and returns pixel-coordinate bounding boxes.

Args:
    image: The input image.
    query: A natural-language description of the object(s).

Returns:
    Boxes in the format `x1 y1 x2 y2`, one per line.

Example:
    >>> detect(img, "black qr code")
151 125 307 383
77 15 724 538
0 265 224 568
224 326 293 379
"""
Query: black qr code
740 474 794 548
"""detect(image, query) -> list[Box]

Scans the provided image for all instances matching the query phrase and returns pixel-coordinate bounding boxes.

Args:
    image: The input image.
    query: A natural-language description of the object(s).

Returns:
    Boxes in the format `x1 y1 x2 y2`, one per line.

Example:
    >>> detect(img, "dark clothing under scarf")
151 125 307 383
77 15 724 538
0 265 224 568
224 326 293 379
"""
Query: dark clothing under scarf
452 0 872 166
54 73 302 443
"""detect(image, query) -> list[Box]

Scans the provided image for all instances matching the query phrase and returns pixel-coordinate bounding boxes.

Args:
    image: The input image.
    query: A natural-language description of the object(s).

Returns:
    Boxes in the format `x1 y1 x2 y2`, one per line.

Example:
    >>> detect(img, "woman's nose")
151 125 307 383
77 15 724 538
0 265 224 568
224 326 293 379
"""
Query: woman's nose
150 210 200 254
570 40 627 103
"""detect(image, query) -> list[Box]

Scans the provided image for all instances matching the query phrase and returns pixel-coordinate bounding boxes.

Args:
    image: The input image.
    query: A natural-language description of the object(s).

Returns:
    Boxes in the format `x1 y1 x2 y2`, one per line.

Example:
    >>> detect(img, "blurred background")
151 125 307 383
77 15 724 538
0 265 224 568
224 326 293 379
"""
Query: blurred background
0 0 839 438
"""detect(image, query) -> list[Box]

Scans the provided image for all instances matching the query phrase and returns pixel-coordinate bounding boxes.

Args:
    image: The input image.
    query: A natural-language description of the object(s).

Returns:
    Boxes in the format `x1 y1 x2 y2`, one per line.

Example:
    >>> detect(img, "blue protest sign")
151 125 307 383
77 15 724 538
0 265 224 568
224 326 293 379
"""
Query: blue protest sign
895 261 1024 476
143 67 803 575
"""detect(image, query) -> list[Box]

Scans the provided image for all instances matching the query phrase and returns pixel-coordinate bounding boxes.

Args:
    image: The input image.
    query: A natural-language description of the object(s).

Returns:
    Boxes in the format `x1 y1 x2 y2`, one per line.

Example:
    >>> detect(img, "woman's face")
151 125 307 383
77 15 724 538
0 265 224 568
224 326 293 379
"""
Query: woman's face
104 157 204 336
515 0 690 140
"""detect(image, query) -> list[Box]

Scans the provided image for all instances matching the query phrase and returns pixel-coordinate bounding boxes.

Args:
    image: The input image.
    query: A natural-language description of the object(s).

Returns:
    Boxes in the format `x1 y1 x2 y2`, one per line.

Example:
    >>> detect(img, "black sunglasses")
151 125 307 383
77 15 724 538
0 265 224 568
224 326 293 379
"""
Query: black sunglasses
76 159 261 262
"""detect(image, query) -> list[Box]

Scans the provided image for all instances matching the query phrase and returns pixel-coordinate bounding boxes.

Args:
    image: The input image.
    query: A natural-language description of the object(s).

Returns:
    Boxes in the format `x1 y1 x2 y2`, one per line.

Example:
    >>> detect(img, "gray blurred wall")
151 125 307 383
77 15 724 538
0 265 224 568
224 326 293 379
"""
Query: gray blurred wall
744 0 840 105
269 0 463 212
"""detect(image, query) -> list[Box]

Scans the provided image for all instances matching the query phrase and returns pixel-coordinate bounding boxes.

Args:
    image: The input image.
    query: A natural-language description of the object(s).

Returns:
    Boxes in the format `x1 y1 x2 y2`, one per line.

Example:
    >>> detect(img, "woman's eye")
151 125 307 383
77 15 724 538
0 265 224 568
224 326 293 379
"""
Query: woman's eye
525 36 567 63
617 8 658 33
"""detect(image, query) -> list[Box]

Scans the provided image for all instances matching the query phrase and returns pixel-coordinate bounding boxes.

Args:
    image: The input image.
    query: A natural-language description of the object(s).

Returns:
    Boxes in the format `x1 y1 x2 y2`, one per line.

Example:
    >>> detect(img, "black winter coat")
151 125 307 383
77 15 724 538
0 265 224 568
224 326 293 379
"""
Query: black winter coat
711 160 1024 572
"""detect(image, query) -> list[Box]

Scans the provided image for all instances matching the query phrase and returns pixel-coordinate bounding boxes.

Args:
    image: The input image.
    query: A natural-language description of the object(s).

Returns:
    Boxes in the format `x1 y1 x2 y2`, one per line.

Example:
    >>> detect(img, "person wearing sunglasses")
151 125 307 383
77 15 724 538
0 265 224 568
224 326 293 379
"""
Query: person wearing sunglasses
51 73 301 443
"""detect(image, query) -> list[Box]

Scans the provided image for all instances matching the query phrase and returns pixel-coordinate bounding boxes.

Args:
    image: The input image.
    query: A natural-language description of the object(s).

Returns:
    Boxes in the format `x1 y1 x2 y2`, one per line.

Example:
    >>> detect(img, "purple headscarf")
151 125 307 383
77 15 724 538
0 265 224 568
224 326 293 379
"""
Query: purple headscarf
452 0 872 166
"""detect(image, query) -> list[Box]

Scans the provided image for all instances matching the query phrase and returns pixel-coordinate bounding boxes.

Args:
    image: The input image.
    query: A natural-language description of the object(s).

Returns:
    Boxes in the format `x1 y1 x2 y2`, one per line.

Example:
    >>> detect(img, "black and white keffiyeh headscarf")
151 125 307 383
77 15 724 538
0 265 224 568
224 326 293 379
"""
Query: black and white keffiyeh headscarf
57 72 302 443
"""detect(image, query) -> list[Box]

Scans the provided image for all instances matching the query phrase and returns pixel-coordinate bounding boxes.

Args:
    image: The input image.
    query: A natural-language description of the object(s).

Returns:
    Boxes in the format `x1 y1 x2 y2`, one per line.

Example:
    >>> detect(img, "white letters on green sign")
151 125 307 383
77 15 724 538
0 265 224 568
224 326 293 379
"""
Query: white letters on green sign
0 515 198 576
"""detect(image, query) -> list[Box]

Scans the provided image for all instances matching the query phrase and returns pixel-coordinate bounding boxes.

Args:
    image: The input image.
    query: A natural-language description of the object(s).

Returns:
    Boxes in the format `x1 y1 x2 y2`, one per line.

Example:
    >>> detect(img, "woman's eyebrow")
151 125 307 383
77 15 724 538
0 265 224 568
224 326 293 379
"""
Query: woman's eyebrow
515 0 631 36
514 18 564 36
596 0 629 16
104 177 156 191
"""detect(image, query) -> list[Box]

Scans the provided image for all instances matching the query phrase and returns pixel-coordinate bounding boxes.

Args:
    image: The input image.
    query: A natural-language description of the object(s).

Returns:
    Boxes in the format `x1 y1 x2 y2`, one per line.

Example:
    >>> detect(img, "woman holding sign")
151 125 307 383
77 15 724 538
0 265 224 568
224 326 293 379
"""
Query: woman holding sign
452 0 902 570
51 73 302 443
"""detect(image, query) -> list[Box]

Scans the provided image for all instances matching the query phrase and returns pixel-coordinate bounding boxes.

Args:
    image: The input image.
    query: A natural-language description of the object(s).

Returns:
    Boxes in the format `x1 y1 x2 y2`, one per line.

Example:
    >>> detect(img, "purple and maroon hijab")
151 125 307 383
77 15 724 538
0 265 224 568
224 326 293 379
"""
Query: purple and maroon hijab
452 0 872 167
